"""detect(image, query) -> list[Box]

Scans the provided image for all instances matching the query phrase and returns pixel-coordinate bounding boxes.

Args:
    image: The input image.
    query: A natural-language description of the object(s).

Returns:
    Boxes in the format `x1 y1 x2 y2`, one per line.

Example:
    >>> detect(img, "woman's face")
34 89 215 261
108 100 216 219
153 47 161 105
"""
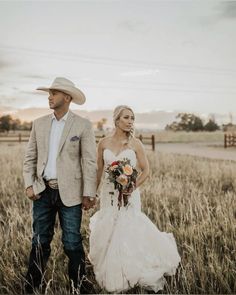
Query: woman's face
116 109 135 132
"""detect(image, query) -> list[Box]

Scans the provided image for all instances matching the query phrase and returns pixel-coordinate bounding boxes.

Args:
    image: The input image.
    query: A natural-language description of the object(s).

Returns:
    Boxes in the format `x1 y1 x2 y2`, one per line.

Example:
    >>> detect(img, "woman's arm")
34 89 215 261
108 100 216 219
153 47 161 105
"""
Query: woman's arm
135 139 150 188
96 139 105 192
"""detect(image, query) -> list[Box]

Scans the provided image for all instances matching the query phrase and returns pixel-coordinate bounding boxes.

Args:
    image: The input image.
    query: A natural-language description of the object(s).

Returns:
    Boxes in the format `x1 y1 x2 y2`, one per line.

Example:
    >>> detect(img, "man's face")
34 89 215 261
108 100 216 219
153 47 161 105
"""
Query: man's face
48 89 67 110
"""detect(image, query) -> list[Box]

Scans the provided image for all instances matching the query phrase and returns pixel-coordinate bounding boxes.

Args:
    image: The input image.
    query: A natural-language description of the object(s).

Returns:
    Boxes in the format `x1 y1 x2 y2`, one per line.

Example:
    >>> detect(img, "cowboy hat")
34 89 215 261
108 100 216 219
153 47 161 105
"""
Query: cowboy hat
37 77 86 105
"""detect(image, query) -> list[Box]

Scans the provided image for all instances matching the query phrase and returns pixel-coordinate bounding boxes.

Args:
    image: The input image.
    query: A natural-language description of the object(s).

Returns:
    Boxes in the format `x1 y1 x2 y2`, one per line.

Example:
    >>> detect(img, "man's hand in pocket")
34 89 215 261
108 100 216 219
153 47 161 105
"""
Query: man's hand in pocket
25 186 41 201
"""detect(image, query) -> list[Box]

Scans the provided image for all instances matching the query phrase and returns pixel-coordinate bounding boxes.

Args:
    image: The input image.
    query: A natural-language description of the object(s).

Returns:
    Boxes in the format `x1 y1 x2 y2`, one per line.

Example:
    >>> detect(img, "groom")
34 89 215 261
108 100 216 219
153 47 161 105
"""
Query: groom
23 77 97 293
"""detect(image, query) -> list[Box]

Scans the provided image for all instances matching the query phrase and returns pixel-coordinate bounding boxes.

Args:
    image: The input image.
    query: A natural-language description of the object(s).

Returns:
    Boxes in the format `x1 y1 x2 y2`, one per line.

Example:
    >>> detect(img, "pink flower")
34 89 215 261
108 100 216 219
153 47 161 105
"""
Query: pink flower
123 164 133 176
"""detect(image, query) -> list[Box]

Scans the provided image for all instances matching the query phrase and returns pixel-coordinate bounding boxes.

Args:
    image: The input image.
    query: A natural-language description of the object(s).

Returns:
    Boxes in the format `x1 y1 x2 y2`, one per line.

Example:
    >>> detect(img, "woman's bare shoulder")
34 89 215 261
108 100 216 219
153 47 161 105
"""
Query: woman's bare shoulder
98 135 113 149
131 137 143 151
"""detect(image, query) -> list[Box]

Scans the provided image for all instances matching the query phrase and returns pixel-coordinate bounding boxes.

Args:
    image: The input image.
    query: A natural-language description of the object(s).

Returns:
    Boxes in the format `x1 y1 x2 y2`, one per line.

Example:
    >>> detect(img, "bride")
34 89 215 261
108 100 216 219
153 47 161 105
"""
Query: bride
88 105 181 293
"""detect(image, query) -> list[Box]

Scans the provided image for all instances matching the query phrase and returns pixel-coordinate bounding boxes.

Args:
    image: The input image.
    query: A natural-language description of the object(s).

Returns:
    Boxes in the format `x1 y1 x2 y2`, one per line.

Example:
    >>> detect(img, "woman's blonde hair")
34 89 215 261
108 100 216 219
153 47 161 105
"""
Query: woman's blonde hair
113 105 135 145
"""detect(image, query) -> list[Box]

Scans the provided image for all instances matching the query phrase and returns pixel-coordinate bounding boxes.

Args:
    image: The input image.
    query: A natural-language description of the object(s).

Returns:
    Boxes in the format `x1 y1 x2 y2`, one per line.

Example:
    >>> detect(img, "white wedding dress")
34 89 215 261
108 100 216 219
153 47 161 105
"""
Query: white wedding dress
88 149 181 293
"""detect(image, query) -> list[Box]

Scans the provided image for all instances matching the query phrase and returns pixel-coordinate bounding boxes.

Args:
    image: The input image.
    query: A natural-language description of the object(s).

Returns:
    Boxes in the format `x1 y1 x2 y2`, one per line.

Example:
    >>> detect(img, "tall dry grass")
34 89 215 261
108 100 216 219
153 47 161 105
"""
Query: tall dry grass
0 143 235 294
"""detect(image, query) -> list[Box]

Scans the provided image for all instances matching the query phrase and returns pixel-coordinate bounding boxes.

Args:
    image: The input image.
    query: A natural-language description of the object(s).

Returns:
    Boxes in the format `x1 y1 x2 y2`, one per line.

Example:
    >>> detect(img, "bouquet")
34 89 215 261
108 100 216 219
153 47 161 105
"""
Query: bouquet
105 158 138 209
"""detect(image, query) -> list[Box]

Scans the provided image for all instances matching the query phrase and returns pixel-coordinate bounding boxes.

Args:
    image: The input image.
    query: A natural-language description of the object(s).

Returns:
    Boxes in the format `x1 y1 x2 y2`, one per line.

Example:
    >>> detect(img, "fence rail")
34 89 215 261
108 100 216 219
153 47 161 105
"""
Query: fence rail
224 133 236 148
0 133 156 151
138 134 156 151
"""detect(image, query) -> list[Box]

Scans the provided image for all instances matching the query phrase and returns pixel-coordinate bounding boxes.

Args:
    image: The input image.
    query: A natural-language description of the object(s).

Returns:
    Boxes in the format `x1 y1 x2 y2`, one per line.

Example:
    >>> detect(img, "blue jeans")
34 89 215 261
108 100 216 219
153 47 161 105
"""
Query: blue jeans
25 185 85 292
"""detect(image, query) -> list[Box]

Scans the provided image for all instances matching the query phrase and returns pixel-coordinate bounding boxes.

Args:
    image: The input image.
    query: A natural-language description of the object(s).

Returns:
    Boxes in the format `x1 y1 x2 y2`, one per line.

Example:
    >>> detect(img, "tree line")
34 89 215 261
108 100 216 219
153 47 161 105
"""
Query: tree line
0 113 226 133
0 115 108 133
0 115 32 132
165 113 220 132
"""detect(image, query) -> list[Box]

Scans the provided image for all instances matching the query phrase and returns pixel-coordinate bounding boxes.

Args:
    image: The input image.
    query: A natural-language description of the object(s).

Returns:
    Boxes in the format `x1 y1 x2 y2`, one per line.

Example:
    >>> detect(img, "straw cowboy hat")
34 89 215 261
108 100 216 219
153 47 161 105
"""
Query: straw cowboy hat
37 77 86 105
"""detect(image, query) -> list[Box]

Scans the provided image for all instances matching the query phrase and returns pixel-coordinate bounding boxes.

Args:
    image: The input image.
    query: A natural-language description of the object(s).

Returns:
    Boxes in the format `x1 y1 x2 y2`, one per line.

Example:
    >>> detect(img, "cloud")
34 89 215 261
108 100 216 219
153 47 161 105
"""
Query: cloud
0 59 11 69
20 91 47 96
121 69 160 77
117 19 150 34
0 91 47 110
219 1 236 19
25 74 48 80
198 2 236 25
0 95 19 107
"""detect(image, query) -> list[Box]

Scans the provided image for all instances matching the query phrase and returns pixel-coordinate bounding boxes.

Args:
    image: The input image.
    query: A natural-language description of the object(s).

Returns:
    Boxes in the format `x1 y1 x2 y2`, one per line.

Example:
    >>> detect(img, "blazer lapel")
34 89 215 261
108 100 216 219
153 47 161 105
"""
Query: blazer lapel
44 115 52 156
57 110 74 156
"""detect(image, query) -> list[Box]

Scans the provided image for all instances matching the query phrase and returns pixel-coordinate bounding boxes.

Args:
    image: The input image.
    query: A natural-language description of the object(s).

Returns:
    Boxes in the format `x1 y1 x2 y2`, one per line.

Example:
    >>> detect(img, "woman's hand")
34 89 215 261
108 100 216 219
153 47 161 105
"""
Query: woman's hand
82 196 96 210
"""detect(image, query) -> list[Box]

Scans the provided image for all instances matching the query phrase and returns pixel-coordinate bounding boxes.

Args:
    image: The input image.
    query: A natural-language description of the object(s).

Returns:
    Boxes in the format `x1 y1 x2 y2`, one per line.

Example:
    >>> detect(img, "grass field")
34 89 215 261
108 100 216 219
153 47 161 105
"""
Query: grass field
0 144 235 294
135 130 224 143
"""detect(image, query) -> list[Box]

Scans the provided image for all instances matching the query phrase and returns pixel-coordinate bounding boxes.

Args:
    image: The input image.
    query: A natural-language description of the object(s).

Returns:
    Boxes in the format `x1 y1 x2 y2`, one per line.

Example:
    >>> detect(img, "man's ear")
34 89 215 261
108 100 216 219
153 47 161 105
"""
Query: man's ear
65 95 72 103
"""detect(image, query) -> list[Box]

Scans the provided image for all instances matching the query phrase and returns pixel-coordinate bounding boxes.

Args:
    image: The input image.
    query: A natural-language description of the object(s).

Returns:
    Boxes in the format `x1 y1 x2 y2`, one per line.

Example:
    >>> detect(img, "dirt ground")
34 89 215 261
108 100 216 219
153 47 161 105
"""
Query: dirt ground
156 141 236 162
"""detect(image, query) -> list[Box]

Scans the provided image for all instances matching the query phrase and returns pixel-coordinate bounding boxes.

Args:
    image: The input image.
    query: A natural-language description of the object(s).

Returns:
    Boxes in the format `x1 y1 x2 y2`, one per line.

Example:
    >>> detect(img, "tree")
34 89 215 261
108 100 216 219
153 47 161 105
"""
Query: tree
165 121 180 131
177 113 204 131
97 118 107 131
0 115 32 131
11 118 21 132
0 115 13 132
20 121 33 131
166 113 204 132
204 119 220 132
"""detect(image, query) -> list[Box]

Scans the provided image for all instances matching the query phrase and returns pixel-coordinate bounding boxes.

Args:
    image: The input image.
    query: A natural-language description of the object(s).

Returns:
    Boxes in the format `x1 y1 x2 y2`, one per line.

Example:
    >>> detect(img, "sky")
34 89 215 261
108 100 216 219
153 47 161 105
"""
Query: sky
0 0 236 117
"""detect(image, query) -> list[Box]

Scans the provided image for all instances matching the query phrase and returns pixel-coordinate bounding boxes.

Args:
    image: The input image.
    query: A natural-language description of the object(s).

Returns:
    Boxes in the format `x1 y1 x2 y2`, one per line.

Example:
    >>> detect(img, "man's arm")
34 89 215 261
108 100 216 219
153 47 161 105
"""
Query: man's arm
80 121 97 198
23 121 38 189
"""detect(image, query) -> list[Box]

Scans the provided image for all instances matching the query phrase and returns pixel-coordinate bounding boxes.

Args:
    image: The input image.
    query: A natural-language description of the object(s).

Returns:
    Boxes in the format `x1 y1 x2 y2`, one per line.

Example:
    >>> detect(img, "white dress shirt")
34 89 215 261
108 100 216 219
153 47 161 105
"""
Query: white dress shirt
43 111 69 180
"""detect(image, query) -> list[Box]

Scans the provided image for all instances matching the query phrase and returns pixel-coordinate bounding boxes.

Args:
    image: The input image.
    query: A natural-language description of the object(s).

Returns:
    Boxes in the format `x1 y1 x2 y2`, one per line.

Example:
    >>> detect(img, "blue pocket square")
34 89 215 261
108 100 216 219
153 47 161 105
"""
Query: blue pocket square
70 135 80 142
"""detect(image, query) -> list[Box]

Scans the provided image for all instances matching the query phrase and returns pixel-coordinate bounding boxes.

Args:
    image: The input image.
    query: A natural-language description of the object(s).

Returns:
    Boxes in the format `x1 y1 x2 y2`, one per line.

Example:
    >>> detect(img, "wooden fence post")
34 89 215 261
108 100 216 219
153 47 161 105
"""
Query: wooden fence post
229 134 232 147
151 135 155 151
224 134 227 148
19 133 22 143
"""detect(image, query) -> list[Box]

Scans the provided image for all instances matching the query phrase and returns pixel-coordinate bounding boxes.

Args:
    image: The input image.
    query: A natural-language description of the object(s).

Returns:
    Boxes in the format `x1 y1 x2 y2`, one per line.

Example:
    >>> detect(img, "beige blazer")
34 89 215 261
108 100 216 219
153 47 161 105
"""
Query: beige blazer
23 110 97 206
